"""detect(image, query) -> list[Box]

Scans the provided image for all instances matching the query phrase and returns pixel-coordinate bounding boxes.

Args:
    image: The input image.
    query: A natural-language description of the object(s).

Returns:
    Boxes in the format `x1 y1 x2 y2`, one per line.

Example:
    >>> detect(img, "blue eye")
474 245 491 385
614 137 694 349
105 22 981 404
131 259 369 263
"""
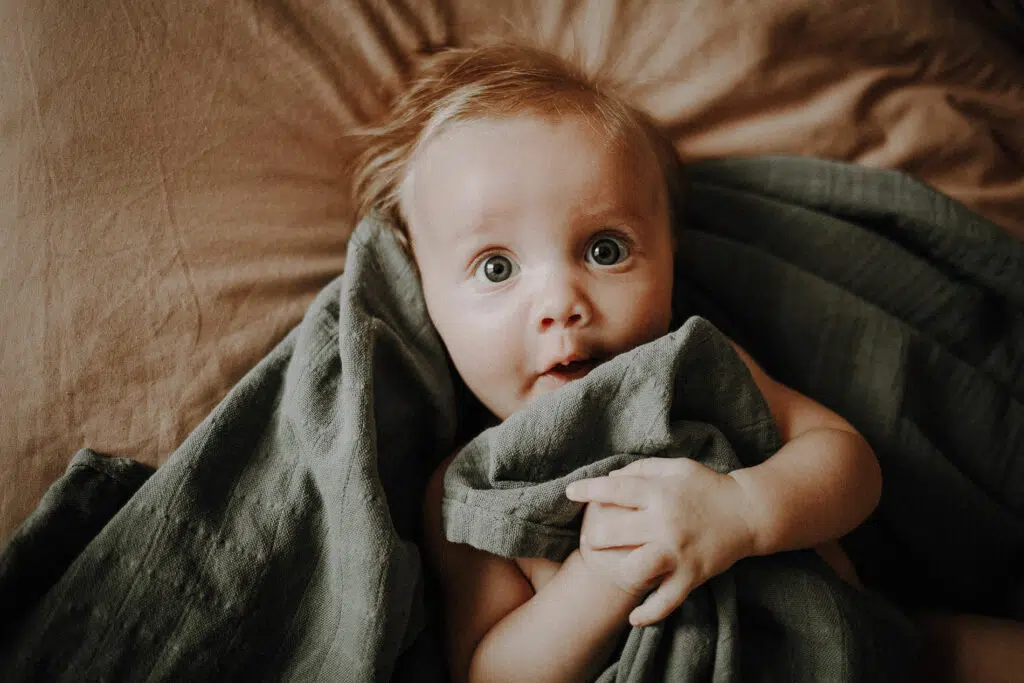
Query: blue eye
587 236 629 266
475 253 518 283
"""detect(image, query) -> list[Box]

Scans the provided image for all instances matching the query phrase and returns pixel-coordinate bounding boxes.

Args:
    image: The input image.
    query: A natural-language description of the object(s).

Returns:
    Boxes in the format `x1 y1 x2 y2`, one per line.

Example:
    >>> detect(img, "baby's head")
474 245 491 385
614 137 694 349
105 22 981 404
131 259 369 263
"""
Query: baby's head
353 44 681 420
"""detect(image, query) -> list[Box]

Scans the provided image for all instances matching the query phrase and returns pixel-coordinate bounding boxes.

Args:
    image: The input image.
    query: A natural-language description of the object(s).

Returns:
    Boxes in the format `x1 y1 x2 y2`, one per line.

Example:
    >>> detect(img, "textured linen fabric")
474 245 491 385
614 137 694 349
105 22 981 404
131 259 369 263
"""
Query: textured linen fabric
676 157 1024 618
0 219 459 681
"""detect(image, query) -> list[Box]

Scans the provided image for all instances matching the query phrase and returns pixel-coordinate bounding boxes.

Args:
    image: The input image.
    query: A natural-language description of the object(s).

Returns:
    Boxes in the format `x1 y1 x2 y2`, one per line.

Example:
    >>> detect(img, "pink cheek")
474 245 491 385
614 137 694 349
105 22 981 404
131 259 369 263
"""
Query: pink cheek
625 282 673 339
448 322 518 380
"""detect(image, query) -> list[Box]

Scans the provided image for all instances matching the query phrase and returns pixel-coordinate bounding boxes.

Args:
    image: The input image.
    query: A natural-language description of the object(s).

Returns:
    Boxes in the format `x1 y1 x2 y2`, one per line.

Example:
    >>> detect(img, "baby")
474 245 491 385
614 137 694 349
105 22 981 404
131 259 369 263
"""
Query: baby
352 44 881 683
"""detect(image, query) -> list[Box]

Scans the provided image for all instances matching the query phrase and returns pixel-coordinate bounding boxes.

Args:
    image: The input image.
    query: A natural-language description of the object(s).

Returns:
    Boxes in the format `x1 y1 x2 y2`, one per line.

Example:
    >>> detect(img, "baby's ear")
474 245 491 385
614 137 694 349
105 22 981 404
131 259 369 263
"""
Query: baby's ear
393 224 412 253
382 208 413 255
396 230 420 275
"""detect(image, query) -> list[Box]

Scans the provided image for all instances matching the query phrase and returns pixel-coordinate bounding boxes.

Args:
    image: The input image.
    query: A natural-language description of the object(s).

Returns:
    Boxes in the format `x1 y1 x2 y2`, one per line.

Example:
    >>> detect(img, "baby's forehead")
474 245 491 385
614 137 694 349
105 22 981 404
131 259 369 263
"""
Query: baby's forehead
396 110 674 258
421 111 666 195
437 110 658 162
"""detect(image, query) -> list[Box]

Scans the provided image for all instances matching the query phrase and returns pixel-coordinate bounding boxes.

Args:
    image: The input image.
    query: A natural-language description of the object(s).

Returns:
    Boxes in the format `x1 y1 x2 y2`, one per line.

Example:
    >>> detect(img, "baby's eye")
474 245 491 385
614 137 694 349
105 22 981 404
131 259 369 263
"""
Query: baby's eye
474 253 519 283
586 235 629 266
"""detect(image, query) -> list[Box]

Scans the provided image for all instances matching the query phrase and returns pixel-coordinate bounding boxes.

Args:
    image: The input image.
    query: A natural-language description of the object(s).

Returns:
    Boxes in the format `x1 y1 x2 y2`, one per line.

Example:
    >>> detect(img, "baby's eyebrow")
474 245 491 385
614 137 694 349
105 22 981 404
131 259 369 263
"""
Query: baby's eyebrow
573 191 649 223
577 206 647 228
448 210 513 243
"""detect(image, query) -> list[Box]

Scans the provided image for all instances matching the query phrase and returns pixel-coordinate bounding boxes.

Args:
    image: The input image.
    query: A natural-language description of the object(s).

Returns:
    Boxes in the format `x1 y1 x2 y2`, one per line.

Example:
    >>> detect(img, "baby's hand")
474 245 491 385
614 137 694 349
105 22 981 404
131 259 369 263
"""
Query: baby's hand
572 503 668 602
566 457 757 627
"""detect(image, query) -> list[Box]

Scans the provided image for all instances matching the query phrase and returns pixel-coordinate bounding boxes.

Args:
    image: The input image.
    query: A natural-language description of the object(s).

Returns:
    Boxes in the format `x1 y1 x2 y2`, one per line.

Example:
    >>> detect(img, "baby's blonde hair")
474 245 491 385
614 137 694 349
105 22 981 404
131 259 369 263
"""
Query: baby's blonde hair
350 42 683 237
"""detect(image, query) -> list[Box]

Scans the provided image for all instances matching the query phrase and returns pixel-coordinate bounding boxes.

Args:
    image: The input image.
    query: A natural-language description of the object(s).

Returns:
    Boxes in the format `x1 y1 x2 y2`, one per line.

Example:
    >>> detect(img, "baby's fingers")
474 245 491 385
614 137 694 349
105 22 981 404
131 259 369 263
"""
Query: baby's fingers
618 545 672 594
628 573 692 627
581 505 648 549
565 476 649 508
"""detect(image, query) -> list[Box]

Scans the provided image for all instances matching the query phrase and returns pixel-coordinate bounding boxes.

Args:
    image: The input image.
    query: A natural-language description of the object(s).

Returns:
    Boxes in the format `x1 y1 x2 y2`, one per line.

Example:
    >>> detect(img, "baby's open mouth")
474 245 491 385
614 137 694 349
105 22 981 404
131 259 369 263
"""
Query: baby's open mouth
544 358 599 382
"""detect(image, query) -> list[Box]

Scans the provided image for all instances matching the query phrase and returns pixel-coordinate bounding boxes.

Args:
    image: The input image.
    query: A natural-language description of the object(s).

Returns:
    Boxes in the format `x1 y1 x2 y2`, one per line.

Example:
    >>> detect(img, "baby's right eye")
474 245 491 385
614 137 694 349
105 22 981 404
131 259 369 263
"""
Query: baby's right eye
473 253 519 284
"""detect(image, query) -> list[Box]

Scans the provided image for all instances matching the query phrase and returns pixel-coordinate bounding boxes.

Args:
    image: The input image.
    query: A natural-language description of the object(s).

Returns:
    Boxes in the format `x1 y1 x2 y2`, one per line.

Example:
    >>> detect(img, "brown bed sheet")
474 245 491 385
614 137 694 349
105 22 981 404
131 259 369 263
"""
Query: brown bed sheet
1 0 1022 541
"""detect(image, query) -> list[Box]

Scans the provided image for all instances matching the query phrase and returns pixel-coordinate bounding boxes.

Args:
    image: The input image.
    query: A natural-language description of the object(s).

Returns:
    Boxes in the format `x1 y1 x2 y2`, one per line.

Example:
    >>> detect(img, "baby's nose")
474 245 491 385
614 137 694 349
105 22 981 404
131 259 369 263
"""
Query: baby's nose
537 277 592 331
540 310 585 330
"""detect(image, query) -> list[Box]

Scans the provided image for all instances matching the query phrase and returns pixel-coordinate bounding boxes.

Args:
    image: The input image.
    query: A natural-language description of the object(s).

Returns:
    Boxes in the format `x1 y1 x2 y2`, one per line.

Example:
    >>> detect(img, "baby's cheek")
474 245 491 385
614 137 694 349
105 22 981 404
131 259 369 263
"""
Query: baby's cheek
439 305 526 415
617 280 673 343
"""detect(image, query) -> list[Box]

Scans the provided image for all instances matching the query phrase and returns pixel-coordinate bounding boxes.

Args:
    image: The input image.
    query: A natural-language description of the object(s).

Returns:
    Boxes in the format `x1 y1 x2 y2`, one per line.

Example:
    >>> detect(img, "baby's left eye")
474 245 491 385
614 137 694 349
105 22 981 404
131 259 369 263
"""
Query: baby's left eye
587 235 629 266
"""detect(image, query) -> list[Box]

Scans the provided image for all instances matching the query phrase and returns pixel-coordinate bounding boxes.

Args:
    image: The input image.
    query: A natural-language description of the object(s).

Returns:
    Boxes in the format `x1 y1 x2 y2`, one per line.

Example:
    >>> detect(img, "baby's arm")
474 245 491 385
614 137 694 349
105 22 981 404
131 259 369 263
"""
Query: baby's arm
730 347 1024 683
725 341 882 558
422 456 641 683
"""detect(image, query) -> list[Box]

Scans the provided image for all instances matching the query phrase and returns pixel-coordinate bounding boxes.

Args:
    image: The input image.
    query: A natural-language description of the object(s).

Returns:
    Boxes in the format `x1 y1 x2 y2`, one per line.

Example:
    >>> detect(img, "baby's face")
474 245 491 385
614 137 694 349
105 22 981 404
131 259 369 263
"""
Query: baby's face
401 114 675 420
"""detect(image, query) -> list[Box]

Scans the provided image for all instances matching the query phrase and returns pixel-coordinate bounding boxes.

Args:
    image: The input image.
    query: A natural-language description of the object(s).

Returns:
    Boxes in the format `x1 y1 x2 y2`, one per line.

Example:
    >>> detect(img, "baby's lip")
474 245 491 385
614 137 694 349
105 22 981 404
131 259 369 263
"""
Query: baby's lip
539 353 602 383
545 359 599 382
